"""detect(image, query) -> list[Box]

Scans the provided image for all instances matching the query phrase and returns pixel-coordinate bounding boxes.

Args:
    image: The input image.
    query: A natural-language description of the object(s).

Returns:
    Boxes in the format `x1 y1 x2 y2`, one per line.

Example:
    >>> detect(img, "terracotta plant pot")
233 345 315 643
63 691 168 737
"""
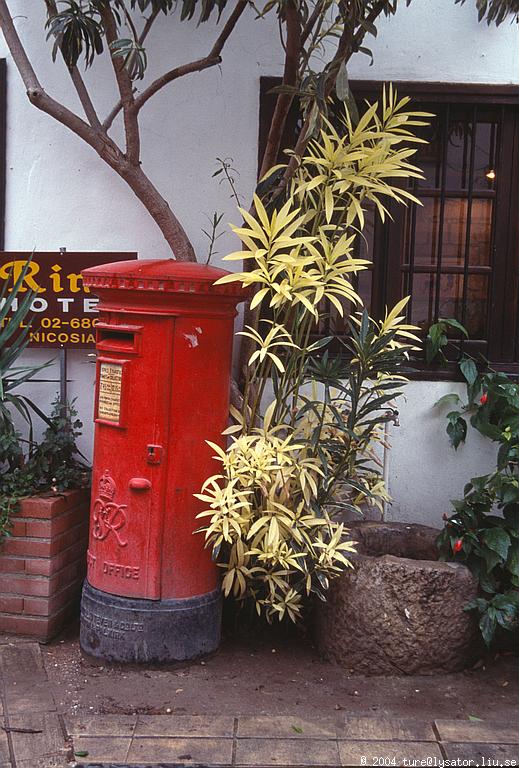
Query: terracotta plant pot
0 490 89 641
316 521 481 675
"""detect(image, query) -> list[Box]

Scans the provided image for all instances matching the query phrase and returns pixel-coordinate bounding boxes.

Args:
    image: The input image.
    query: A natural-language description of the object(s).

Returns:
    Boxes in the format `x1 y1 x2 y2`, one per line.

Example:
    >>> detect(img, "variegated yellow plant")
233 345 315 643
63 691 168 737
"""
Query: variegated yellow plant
197 88 427 623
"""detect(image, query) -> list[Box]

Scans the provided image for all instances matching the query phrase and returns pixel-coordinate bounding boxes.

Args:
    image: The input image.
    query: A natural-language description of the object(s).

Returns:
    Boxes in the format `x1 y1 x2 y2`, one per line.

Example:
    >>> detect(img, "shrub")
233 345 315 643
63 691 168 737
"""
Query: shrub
196 89 427 623
434 329 519 645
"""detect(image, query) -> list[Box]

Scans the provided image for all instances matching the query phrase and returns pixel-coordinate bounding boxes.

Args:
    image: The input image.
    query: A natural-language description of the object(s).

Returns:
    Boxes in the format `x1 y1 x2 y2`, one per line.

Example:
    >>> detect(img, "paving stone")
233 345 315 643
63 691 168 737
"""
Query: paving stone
237 716 335 739
8 712 66 763
65 715 136 737
127 737 233 765
3 678 56 713
235 737 340 766
338 740 443 766
80 765 215 768
16 758 67 768
0 723 9 762
135 715 235 738
71 736 131 762
336 716 436 742
443 742 519 762
0 642 45 678
79 765 216 768
435 719 519 744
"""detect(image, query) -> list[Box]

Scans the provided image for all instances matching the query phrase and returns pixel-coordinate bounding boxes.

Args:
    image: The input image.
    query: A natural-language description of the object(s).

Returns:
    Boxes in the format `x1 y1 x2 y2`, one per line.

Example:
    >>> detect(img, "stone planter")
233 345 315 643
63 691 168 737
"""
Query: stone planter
316 521 481 675
0 490 89 641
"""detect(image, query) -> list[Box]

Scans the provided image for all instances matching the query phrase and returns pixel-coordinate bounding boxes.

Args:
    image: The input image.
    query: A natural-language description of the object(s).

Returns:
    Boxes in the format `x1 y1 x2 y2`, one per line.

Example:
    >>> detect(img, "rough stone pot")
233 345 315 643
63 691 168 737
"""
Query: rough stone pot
316 521 481 675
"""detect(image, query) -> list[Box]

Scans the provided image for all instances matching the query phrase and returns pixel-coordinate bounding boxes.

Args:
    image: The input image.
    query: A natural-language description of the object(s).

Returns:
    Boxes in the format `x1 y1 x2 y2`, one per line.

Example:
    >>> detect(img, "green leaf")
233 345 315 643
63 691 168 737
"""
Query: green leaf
425 323 448 363
291 725 303 734
501 482 519 506
434 393 462 409
306 337 333 353
335 61 349 102
440 318 469 337
480 608 497 646
482 527 511 561
507 544 519 577
74 751 89 758
481 545 502 572
468 715 483 722
470 410 503 441
446 412 467 449
492 591 519 610
504 506 519 528
459 357 478 387
497 441 513 470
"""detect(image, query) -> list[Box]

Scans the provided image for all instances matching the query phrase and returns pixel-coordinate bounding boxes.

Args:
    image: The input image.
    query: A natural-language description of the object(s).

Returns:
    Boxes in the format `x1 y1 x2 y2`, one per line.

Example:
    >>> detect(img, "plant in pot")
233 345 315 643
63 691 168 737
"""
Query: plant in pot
193 90 438 630
195 93 482 674
0 263 90 640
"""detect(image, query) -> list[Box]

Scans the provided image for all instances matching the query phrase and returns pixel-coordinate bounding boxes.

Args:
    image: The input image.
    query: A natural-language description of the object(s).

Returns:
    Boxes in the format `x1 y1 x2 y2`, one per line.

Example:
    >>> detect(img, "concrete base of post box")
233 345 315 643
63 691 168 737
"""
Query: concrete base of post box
79 580 222 663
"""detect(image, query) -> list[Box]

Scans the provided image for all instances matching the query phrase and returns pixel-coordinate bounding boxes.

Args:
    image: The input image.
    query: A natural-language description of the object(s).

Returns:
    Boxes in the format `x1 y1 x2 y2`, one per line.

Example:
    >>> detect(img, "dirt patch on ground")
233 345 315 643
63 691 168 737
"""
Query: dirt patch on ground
41 621 519 723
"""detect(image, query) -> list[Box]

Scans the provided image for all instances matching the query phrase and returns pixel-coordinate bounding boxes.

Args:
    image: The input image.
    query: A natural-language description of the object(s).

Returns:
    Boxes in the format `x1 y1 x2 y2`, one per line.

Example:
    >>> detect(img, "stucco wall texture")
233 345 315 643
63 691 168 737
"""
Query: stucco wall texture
0 0 516 525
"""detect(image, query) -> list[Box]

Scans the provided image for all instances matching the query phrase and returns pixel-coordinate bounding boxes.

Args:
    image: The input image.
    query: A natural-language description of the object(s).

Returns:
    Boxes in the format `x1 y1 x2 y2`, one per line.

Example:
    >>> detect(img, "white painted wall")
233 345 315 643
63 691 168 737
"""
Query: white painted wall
1 0 517 525
385 382 498 526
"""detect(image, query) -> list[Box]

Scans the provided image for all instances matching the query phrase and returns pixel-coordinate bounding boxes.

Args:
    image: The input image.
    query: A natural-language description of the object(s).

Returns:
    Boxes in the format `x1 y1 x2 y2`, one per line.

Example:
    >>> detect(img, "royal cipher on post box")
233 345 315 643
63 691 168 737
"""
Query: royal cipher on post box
79 259 247 663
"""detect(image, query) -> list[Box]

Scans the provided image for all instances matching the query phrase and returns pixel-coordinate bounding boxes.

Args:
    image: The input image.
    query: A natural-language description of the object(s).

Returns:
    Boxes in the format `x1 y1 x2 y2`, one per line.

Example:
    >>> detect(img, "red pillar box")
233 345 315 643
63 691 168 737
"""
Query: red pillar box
79 260 246 663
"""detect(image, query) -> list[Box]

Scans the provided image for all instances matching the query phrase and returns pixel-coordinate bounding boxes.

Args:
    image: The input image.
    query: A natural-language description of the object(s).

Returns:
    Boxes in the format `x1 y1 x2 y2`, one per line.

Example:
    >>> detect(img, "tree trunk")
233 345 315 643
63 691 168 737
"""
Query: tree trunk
115 162 197 262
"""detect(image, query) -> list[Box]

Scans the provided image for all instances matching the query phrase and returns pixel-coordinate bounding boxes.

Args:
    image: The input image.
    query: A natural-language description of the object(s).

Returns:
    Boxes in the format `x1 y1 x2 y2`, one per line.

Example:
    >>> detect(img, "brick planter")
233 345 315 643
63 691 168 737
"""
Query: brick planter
0 489 90 641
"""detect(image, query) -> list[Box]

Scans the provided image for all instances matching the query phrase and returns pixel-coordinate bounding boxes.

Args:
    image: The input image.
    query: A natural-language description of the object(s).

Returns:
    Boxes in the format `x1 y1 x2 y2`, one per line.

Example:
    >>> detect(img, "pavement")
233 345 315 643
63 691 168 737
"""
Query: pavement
0 640 518 768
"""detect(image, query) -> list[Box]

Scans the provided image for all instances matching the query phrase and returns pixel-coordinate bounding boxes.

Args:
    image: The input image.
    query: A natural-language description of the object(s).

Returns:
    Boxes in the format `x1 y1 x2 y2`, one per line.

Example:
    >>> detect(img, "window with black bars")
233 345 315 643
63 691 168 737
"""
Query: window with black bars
258 79 519 375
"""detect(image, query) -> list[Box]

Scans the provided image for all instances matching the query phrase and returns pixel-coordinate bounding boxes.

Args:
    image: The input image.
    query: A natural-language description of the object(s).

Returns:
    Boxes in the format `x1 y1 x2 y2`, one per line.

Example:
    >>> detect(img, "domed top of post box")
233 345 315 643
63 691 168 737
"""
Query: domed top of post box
82 259 248 315
82 259 245 298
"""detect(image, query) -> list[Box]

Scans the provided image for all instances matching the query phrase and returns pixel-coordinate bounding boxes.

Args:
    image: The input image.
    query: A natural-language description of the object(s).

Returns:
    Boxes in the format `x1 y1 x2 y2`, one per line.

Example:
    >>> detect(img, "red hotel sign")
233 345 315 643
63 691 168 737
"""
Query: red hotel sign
0 252 137 348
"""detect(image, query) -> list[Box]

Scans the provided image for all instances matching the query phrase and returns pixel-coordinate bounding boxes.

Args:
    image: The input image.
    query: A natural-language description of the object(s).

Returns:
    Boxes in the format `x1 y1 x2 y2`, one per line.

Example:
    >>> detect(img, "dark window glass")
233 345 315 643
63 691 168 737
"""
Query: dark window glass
399 104 498 343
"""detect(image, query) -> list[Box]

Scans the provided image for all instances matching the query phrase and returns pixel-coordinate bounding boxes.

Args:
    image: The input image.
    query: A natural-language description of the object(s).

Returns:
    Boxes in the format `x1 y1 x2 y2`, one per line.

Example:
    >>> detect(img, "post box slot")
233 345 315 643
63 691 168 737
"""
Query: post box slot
97 329 137 353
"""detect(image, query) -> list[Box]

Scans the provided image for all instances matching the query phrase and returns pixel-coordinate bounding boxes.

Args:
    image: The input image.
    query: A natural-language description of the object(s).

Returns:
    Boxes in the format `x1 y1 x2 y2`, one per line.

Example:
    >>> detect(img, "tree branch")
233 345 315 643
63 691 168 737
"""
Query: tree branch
99 3 140 164
0 1 40 93
102 5 160 131
70 67 102 130
0 0 197 261
325 1 356 89
103 97 128 132
238 0 391 380
352 0 390 51
258 0 301 180
239 0 301 383
44 0 102 130
0 0 113 156
139 6 161 46
301 0 326 44
119 0 140 44
134 0 248 112
116 163 197 261
273 0 392 200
